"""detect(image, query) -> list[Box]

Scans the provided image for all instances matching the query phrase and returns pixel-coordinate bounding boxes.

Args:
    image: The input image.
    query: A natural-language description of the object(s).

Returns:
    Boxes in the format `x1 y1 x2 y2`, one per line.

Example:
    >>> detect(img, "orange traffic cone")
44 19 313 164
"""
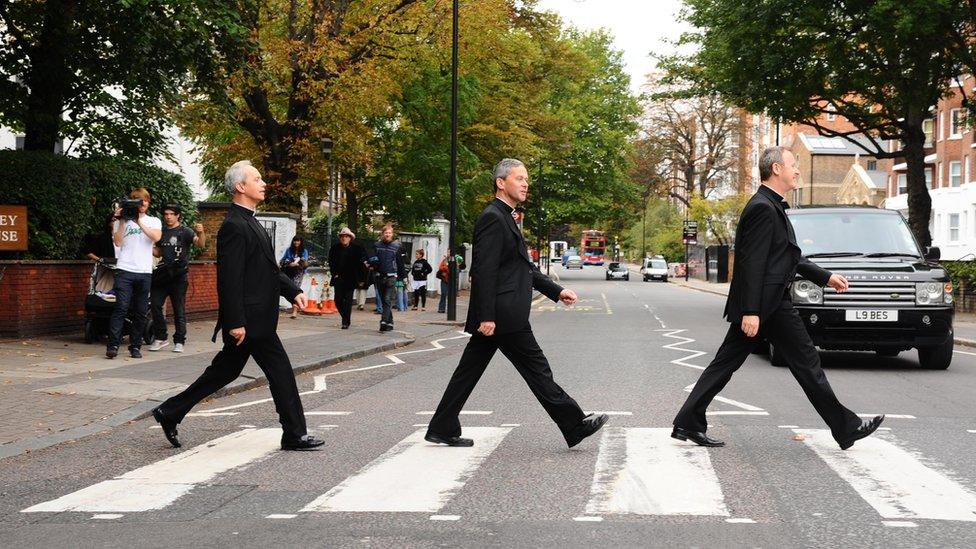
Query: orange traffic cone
302 277 322 314
319 284 338 314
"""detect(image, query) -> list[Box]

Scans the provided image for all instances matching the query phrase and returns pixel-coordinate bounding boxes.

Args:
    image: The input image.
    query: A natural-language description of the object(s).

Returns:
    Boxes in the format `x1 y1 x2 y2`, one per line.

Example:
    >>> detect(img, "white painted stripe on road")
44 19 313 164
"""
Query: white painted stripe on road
23 429 281 513
266 514 297 519
795 429 976 522
584 411 633 416
953 349 976 356
968 430 976 434
659 329 706 370
725 518 756 524
573 516 603 522
500 423 521 427
857 414 915 419
186 412 239 417
415 410 492 415
91 514 123 520
601 293 612 315
429 515 461 521
305 411 352 416
301 427 513 513
585 428 729 517
778 425 800 429
883 520 918 528
705 411 769 416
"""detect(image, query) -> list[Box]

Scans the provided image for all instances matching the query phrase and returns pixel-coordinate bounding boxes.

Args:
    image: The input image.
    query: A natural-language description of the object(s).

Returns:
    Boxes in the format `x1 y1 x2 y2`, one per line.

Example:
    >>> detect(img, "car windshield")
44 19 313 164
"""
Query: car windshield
788 212 921 257
649 260 667 269
608 263 620 269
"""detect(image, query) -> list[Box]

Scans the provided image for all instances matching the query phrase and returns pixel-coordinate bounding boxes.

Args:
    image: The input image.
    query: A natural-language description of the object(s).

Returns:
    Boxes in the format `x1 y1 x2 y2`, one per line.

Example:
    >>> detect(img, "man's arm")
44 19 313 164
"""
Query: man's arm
192 223 206 248
735 204 775 316
797 257 832 287
471 213 504 323
216 221 248 331
112 217 125 247
137 216 162 243
530 264 563 302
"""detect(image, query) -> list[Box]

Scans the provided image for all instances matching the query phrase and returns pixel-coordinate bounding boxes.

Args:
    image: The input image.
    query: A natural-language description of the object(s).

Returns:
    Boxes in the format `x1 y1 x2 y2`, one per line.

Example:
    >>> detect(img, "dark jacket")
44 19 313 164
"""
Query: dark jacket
411 258 433 281
213 204 302 340
328 241 367 290
465 198 562 335
724 185 831 324
373 239 407 279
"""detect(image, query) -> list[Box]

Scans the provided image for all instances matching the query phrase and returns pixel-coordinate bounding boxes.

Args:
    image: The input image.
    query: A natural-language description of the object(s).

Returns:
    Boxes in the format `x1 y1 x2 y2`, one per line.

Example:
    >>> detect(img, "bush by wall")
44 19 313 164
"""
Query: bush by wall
85 156 197 232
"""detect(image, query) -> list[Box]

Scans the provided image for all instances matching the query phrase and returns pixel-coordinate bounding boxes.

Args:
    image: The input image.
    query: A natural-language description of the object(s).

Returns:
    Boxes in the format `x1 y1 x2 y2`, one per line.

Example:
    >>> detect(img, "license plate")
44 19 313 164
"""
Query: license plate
845 309 898 322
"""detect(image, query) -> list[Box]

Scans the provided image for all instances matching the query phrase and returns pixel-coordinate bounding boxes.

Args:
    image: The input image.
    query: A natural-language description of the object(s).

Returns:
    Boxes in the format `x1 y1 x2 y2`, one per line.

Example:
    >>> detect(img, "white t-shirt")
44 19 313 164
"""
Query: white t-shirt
115 216 161 274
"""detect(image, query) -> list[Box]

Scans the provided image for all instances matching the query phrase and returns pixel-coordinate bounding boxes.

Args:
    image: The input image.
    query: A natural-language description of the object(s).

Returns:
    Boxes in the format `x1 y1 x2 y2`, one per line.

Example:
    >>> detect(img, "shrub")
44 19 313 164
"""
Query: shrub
84 156 196 232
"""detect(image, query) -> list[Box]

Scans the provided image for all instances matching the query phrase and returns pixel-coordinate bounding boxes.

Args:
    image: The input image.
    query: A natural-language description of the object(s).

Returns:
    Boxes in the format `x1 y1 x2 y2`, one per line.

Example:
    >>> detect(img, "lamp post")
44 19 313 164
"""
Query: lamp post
321 137 334 254
447 0 459 321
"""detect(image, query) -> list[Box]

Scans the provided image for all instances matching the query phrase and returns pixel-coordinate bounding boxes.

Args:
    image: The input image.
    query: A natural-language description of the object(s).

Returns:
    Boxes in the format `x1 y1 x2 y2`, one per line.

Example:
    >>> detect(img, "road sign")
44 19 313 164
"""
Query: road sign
682 220 697 245
0 205 28 251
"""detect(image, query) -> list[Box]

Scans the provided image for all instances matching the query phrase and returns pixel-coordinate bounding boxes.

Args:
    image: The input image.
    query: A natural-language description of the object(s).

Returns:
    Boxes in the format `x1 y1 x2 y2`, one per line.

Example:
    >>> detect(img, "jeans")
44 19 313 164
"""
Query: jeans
397 286 408 311
108 270 152 351
437 280 449 312
373 286 383 312
151 276 189 344
377 276 397 326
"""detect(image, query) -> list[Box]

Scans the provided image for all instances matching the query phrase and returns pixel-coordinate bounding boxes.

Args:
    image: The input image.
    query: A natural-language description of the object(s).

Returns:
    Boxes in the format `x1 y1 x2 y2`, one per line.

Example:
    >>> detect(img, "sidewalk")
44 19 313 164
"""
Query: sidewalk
0 297 468 459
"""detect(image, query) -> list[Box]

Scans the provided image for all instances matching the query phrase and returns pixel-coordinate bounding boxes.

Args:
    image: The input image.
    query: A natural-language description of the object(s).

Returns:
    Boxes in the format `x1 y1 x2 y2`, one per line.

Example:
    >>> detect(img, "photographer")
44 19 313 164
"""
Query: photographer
281 236 309 319
149 204 205 353
106 188 161 359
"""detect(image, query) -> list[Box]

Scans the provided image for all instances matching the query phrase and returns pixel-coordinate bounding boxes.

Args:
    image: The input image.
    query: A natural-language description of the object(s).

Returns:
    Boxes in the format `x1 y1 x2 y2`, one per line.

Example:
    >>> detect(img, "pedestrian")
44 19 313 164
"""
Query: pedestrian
328 227 367 329
395 278 408 311
354 269 370 311
425 158 608 448
281 236 309 318
106 188 162 359
373 223 406 332
81 212 118 261
151 160 323 451
148 204 206 353
410 249 433 311
672 146 883 450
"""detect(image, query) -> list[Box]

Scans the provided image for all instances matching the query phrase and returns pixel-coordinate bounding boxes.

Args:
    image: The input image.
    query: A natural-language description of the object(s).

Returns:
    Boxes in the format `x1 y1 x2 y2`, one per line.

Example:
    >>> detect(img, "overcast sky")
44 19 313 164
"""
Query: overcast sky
534 0 692 94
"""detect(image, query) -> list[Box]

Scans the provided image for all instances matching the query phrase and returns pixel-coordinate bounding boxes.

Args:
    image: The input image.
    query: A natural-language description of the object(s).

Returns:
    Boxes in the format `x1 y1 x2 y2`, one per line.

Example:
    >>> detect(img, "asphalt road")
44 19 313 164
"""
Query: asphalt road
2 264 975 548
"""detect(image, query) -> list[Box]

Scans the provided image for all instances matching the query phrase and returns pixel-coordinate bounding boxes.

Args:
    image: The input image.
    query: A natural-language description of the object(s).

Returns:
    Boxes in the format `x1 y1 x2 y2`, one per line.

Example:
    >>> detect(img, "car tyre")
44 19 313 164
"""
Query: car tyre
643 276 649 282
663 276 669 283
624 275 629 281
768 341 788 367
917 336 952 370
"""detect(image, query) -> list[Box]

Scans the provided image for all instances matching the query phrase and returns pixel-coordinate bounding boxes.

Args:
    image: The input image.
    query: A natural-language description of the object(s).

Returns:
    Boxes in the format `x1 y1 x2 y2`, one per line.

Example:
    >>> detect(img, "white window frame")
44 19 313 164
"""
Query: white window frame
950 108 965 138
950 160 962 187
897 173 908 195
826 104 837 122
923 118 934 147
949 213 960 242
967 156 971 185
939 111 945 141
926 168 933 189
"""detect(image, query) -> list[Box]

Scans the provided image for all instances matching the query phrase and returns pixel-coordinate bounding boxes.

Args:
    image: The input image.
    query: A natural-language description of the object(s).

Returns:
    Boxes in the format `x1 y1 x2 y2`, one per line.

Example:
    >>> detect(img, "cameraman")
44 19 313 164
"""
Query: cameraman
149 204 205 353
106 188 161 359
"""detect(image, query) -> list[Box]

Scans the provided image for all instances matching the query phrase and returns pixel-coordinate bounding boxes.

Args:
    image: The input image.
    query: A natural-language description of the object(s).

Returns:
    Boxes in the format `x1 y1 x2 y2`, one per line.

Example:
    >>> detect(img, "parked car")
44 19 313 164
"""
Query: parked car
565 255 583 269
769 206 954 370
605 262 629 281
641 257 669 282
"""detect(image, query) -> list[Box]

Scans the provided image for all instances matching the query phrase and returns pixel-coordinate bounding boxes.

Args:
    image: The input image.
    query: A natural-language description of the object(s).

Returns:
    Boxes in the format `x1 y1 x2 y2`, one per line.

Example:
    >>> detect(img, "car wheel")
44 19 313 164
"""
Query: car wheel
917 336 952 370
663 276 669 283
643 276 648 282
769 341 788 367
606 275 610 280
625 275 629 281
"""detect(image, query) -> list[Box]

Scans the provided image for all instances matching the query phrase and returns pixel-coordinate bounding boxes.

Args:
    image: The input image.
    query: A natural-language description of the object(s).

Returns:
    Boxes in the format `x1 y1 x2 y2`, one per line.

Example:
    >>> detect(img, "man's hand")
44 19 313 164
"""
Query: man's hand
193 222 204 234
741 315 760 338
229 326 246 346
478 321 496 337
827 274 849 293
294 292 308 310
558 289 578 306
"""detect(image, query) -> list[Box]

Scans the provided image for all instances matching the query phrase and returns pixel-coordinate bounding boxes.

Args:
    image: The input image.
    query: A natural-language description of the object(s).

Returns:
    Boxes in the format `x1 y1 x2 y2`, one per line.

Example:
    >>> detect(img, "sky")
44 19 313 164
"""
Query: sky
534 0 692 95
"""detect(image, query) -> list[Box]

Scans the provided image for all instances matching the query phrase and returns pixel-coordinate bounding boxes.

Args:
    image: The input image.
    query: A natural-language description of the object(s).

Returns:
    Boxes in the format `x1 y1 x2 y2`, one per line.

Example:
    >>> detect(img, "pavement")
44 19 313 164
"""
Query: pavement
0 298 467 459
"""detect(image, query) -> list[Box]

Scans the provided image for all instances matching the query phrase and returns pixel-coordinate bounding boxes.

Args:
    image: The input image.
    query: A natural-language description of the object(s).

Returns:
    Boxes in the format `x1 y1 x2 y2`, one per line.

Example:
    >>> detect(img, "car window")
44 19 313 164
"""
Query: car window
608 262 620 269
650 260 667 269
789 212 921 256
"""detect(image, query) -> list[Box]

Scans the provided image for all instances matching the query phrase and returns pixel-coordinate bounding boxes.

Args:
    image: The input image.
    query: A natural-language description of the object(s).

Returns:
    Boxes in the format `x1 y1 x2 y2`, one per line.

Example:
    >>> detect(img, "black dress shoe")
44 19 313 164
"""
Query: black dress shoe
567 413 610 448
671 426 725 447
838 414 884 450
151 407 181 448
129 348 142 359
424 433 474 447
281 435 325 451
341 324 349 329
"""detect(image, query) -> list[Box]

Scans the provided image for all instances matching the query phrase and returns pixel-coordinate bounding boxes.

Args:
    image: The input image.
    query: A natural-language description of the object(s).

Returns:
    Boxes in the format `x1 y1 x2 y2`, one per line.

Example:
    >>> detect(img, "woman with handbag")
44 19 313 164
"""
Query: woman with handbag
281 236 308 318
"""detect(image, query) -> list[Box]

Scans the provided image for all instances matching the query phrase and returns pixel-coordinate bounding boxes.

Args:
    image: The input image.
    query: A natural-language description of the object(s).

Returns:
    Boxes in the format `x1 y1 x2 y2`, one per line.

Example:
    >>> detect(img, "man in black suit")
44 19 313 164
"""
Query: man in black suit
151 160 324 451
329 226 367 329
672 146 883 450
425 158 609 448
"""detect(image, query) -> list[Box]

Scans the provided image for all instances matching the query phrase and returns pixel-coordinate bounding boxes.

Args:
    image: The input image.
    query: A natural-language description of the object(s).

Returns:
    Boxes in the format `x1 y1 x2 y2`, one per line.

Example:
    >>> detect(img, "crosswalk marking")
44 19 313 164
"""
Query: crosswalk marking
585 428 729 517
301 427 513 513
795 429 976 522
22 429 281 513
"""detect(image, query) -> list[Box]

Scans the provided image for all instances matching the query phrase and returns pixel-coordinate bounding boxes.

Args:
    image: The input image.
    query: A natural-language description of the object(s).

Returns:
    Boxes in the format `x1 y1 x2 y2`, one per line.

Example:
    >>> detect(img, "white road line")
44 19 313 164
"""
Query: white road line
301 427 513 513
429 515 461 521
305 411 352 416
882 521 918 528
412 423 428 427
706 411 769 416
795 429 976 522
584 411 633 416
967 429 976 434
573 516 603 522
857 414 915 419
778 425 800 429
91 514 123 520
601 293 612 315
23 429 281 513
725 518 756 524
658 329 706 371
186 412 239 417
953 349 976 356
642 304 667 329
499 423 521 427
585 428 729 517
266 514 297 519
415 410 492 415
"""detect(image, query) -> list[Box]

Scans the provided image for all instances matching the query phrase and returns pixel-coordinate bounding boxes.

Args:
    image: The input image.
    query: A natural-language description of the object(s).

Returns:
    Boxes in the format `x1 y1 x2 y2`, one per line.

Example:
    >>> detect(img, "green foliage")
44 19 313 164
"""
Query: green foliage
943 261 976 288
0 151 90 259
84 157 196 233
621 198 685 263
689 193 749 247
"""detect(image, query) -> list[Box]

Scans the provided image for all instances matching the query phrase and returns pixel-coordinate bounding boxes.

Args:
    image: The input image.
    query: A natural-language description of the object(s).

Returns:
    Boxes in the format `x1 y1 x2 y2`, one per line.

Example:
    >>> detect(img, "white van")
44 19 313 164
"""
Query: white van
640 256 669 282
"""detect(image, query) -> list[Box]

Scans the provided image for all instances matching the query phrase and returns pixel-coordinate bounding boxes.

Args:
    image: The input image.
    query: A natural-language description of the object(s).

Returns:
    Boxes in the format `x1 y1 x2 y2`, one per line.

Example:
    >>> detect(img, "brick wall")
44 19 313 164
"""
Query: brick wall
0 261 217 339
197 202 231 261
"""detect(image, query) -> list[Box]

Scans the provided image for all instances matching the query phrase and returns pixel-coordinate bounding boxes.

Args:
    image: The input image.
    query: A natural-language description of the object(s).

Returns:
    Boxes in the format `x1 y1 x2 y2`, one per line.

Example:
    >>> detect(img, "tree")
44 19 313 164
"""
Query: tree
670 0 969 246
689 193 749 247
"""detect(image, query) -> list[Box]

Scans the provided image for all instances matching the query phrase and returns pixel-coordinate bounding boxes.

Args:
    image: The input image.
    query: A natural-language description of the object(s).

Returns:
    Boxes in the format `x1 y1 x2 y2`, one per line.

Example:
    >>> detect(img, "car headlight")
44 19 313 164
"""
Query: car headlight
944 282 954 304
915 282 944 305
791 279 823 305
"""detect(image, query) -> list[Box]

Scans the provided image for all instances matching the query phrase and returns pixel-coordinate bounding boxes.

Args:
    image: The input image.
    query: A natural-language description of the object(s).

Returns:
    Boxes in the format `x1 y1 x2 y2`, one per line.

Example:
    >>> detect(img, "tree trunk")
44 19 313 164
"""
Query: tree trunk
22 0 76 153
345 186 360 234
903 112 933 247
260 145 303 213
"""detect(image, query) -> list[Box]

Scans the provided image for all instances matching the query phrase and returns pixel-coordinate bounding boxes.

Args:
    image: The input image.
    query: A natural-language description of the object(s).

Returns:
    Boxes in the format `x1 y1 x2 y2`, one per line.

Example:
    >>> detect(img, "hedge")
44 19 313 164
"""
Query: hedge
85 156 197 232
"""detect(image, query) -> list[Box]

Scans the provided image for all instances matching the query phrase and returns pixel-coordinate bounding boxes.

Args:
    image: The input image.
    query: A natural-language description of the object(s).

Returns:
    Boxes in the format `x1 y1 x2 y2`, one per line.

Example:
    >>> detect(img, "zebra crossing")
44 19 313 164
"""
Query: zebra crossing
21 421 976 526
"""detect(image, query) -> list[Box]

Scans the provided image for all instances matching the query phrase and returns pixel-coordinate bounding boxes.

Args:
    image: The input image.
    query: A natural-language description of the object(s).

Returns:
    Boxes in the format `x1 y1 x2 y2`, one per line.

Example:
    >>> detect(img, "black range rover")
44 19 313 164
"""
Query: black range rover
773 206 954 370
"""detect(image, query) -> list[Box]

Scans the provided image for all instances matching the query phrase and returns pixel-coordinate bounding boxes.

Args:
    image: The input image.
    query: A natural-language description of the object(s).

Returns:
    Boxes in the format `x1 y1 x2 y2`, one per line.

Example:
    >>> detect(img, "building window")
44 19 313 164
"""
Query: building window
967 156 972 185
923 118 934 147
950 160 962 186
826 104 836 122
926 169 933 189
950 213 960 242
939 111 945 141
15 136 25 150
897 173 908 195
950 108 966 138
867 160 877 171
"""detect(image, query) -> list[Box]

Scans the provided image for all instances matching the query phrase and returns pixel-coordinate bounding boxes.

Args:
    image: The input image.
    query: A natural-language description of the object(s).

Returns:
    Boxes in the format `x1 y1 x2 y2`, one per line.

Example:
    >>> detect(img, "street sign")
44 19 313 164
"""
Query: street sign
682 220 697 245
0 205 28 251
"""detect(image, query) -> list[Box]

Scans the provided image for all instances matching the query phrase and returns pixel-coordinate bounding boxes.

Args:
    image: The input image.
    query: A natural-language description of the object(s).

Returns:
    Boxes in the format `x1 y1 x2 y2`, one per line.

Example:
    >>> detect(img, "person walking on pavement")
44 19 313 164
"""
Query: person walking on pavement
151 160 324 451
328 227 367 329
281 236 309 319
435 249 464 313
426 158 609 448
672 146 883 450
410 249 433 310
374 224 406 332
149 204 206 353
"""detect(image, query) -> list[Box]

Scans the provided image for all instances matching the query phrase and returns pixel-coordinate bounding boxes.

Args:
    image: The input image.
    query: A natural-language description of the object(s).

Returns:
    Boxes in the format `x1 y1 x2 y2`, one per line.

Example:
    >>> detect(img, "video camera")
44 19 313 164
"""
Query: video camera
116 198 143 221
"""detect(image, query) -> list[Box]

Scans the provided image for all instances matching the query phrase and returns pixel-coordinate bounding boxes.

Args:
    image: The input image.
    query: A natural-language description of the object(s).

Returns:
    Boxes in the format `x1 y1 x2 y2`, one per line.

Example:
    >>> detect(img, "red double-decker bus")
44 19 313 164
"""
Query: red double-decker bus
579 229 607 265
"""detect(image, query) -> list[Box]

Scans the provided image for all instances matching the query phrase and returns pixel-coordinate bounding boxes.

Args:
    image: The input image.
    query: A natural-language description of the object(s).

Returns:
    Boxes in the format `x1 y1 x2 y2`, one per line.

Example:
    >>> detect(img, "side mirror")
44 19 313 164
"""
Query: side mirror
924 246 941 261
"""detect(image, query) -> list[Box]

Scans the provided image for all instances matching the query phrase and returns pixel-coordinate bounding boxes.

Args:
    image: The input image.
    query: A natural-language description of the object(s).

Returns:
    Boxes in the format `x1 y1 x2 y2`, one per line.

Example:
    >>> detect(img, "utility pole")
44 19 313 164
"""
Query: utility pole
447 0 459 321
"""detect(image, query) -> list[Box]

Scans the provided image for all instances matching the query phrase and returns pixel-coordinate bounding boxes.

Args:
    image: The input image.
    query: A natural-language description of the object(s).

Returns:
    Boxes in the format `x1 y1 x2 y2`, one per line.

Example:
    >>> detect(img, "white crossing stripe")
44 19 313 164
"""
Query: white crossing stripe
415 410 493 415
22 429 281 513
301 427 513 513
795 429 976 522
585 428 729 517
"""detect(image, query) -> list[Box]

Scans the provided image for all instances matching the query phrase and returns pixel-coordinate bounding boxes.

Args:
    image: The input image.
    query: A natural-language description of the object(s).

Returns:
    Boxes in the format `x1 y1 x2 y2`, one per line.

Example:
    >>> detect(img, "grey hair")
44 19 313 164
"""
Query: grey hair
492 158 525 192
224 160 253 195
758 146 789 181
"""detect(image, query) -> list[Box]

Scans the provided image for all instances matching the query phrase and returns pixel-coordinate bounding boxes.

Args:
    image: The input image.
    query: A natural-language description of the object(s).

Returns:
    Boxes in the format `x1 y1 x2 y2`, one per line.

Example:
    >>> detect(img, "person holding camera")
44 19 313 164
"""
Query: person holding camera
281 236 309 318
106 188 162 359
148 204 205 353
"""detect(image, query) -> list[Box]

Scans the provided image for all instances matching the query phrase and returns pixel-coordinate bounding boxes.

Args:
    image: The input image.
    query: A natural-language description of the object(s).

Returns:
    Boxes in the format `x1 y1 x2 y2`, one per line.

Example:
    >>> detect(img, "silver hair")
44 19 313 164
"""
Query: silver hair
224 160 253 195
758 146 789 181
492 158 525 189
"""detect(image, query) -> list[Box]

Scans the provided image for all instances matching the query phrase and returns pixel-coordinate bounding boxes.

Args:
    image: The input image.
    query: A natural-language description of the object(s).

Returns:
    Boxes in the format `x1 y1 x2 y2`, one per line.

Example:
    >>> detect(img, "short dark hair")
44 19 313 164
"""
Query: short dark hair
162 203 182 218
759 146 790 181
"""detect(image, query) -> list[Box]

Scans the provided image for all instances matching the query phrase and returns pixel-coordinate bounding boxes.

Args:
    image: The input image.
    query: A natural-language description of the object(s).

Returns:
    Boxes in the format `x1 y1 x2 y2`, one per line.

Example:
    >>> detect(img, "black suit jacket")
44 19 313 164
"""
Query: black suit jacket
328 241 367 290
214 204 302 340
465 198 563 334
724 185 831 324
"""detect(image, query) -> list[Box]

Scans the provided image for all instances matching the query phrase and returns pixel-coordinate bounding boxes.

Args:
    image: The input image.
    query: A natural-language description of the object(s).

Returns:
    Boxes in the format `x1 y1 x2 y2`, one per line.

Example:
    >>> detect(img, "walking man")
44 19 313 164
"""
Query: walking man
426 158 608 448
329 227 367 329
672 147 883 450
151 160 324 451
149 204 205 353
374 224 406 332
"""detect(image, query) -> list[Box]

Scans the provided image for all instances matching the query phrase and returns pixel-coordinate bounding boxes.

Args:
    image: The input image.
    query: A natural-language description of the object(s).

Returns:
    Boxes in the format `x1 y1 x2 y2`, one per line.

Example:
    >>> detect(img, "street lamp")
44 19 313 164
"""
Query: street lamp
321 137 335 254
447 0 459 321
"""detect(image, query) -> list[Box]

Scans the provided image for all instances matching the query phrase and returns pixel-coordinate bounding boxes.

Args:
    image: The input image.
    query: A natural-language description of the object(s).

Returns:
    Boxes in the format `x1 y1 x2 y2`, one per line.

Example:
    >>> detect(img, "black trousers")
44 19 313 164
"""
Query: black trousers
335 285 355 326
413 285 427 308
158 331 307 443
427 328 586 443
673 301 862 442
151 277 188 344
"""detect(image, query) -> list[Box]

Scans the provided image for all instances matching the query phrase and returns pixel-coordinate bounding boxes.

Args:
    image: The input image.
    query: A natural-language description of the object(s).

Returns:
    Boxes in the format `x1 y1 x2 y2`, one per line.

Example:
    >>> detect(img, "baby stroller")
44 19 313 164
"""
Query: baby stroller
83 259 153 344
